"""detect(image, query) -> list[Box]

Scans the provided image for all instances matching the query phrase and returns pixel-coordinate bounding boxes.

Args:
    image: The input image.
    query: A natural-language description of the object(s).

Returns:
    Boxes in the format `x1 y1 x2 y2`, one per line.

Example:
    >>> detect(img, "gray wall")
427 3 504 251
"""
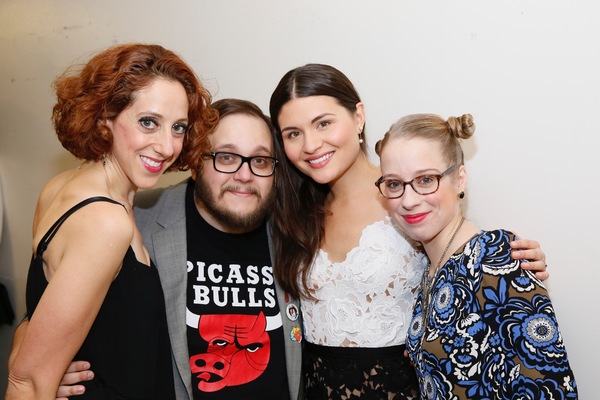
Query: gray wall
1 0 597 396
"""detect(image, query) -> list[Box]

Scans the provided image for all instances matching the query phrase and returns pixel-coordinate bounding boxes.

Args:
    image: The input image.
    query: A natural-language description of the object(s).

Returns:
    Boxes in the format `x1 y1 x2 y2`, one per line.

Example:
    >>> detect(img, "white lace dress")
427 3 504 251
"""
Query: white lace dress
301 217 428 399
301 217 427 347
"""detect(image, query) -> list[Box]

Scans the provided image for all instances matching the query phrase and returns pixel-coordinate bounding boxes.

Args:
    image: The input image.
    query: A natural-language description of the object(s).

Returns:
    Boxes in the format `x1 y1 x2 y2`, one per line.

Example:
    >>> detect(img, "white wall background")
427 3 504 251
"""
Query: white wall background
1 0 597 396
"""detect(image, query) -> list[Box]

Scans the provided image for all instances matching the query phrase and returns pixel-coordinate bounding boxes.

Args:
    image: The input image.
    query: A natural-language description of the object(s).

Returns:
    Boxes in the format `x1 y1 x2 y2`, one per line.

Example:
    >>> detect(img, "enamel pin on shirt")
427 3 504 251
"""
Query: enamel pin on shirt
286 303 299 321
284 293 302 342
290 326 302 343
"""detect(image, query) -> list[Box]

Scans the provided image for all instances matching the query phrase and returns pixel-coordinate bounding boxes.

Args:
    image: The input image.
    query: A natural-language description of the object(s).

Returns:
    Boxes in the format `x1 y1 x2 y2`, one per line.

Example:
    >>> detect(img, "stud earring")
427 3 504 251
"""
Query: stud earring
459 191 465 199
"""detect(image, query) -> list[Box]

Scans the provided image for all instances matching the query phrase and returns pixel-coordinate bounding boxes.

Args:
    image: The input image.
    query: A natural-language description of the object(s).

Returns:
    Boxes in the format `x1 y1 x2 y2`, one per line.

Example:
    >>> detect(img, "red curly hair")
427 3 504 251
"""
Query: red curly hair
52 43 218 171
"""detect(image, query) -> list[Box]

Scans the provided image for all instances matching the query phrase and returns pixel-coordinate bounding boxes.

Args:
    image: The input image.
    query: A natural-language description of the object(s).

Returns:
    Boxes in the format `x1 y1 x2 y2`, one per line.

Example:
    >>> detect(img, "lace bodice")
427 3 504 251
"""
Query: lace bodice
301 217 427 347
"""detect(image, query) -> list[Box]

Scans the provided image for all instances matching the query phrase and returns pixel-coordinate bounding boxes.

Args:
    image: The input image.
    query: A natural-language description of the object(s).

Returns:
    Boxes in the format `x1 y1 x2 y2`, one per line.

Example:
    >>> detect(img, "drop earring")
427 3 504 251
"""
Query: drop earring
102 154 107 166
459 191 465 199
358 125 364 144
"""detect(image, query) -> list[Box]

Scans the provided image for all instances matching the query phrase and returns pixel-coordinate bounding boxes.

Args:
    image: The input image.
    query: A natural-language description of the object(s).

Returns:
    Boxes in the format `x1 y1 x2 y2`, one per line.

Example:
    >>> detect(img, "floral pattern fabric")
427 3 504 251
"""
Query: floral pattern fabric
406 229 577 399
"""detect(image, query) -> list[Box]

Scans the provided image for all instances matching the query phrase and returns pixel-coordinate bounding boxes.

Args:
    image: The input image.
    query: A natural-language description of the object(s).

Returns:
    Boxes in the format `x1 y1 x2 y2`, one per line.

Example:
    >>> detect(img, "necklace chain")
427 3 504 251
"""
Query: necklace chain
435 216 466 272
420 216 466 336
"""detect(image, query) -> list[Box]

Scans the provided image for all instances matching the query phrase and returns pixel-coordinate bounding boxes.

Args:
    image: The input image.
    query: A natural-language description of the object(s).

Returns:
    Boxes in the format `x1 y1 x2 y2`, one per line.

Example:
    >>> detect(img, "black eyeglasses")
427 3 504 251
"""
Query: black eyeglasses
375 165 458 199
203 152 278 177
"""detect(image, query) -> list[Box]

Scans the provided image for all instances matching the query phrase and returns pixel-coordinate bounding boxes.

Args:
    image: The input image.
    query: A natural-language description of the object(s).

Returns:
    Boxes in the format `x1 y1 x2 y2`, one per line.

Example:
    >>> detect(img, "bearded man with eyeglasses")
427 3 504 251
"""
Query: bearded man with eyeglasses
49 99 303 400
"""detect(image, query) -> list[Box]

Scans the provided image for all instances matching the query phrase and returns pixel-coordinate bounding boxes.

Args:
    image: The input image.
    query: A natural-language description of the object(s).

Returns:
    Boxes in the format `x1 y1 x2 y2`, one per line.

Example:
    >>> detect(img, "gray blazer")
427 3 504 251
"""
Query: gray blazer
134 179 302 400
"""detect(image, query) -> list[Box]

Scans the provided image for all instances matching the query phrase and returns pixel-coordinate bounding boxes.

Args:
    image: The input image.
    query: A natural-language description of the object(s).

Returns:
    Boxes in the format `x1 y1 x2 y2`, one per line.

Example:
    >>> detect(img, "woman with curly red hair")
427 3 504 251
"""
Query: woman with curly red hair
7 43 217 399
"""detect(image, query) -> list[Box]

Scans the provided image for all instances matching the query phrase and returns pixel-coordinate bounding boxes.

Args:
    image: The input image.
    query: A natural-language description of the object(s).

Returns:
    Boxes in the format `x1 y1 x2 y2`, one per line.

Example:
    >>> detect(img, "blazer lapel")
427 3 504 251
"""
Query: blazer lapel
139 181 193 399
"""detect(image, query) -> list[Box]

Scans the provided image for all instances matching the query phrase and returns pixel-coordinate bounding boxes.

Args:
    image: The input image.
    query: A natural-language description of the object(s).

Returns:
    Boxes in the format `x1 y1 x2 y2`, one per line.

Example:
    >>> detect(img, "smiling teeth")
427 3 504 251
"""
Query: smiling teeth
308 153 333 164
141 156 161 167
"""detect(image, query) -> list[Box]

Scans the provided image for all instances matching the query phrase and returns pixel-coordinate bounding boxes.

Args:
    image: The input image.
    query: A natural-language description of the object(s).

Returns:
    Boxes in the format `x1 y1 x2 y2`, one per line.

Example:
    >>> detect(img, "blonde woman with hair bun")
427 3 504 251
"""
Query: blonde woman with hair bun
376 113 577 399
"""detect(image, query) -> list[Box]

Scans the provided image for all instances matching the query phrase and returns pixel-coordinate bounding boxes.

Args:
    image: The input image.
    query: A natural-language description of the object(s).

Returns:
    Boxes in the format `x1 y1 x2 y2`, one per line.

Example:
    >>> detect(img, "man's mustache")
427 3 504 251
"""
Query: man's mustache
220 185 260 197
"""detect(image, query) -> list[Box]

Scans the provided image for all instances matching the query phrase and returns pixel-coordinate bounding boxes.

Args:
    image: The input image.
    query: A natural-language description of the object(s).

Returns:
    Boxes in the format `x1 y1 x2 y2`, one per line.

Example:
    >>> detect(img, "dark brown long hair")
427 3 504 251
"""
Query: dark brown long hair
269 63 366 299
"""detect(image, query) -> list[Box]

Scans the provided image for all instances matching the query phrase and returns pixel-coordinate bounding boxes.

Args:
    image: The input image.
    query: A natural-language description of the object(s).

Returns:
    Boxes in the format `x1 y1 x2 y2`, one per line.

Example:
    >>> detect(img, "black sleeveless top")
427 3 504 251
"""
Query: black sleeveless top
25 197 175 399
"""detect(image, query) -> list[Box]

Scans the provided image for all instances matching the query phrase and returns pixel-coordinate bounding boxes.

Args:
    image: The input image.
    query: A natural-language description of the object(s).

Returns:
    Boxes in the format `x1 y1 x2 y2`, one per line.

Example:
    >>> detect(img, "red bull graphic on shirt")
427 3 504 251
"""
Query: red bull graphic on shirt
188 312 274 392
186 301 283 394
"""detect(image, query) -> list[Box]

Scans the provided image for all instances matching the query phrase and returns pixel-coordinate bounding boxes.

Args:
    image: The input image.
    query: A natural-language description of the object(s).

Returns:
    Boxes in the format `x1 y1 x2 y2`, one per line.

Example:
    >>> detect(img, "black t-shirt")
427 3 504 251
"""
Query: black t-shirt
185 181 289 400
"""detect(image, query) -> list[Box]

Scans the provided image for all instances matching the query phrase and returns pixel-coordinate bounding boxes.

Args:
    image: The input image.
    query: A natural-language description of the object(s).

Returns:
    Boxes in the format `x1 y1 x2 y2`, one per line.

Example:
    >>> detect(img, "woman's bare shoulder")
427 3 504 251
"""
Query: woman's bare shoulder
33 168 131 246
36 170 78 212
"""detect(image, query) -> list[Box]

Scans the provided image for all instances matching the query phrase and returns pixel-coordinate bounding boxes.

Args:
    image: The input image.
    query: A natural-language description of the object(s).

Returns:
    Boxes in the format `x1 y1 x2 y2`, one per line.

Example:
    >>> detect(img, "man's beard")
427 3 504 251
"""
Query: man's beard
194 177 276 231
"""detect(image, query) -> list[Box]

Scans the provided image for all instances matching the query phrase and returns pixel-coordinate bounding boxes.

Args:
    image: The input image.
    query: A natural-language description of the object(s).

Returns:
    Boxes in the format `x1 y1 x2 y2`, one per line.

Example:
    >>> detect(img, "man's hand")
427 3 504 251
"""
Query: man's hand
56 361 94 400
510 238 548 281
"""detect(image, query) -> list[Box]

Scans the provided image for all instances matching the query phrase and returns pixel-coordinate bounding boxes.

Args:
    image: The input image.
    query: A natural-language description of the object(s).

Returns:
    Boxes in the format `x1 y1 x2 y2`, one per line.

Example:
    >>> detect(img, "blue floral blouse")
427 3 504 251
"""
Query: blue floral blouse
406 229 577 399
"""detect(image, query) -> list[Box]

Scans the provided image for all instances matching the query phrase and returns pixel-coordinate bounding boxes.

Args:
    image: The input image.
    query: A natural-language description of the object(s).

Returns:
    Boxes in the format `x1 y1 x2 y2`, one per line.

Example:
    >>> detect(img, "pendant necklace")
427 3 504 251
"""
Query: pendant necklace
420 216 465 336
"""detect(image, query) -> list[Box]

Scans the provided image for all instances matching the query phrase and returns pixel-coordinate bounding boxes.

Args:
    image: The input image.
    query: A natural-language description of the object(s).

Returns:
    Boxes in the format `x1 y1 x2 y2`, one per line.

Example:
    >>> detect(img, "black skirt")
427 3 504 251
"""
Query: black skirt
303 341 419 400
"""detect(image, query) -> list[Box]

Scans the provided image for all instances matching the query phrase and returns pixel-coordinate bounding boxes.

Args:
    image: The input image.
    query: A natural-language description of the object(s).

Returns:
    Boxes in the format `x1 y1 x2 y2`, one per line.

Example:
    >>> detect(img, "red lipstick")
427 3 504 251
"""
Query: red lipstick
403 213 428 225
